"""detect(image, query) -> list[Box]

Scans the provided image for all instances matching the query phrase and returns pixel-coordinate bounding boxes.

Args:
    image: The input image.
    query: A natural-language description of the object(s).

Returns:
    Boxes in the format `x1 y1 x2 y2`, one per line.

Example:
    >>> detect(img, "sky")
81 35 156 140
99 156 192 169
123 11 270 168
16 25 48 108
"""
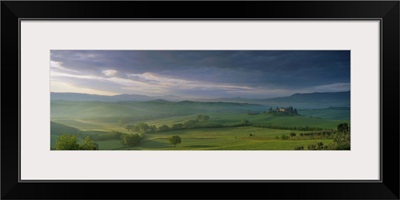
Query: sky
50 50 350 99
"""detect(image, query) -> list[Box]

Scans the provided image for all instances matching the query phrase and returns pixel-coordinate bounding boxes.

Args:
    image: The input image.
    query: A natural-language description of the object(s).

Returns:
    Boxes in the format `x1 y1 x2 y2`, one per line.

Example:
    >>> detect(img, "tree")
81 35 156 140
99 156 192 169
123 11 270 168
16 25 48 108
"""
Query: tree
149 125 157 133
125 124 135 132
168 136 182 147
80 136 98 150
183 119 199 128
55 134 80 150
135 122 150 134
121 134 141 146
288 106 294 113
158 124 170 132
197 114 203 121
333 133 350 150
307 144 317 150
242 119 250 126
337 123 350 133
317 142 324 150
172 123 183 130
201 115 210 121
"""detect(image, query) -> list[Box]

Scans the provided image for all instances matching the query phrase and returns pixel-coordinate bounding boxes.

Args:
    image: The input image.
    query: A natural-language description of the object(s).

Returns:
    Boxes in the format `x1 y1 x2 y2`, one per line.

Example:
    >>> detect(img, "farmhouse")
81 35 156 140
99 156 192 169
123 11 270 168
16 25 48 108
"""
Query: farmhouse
268 106 298 115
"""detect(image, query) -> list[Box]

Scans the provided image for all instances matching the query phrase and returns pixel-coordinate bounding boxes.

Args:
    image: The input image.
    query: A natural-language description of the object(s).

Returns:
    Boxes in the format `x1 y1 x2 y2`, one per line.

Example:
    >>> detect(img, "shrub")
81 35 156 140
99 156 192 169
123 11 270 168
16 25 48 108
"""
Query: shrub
80 136 98 150
281 135 290 140
294 145 304 150
55 135 80 150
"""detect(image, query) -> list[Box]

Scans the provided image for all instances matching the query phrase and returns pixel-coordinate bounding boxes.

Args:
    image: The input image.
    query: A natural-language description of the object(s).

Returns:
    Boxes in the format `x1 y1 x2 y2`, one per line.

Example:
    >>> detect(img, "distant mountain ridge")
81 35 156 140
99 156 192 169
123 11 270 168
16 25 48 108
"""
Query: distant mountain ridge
51 91 350 109
196 91 350 109
261 91 350 108
259 91 349 109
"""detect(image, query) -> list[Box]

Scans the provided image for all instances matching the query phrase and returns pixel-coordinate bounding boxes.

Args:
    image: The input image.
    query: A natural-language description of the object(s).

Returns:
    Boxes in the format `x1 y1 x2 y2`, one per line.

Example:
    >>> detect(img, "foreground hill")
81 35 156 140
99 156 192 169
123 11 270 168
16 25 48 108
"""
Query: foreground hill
51 111 348 150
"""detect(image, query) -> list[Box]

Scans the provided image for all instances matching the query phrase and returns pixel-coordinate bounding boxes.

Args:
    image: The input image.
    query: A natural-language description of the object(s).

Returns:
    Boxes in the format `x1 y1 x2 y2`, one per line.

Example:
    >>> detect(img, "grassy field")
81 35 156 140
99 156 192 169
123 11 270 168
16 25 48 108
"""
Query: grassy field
298 107 350 120
53 128 335 150
53 112 349 132
117 127 334 150
51 100 349 150
53 126 334 150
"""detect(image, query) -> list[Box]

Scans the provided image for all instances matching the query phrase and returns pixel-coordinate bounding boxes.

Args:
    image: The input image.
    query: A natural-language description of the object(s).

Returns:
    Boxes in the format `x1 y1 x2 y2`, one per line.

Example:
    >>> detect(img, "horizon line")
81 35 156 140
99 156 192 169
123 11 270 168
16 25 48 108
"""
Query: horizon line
50 90 351 99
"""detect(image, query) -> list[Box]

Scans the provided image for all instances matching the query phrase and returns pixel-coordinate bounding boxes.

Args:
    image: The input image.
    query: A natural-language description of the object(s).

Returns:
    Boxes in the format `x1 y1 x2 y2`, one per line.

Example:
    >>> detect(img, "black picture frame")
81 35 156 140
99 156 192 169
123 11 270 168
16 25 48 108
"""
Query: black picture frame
2 1 399 199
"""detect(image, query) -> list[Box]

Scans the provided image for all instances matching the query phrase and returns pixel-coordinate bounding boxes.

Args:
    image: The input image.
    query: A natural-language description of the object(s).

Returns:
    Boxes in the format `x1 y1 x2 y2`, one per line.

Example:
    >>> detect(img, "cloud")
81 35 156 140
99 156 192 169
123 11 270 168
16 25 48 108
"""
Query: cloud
51 71 103 81
52 71 150 88
50 61 79 74
313 82 350 92
127 72 254 92
50 61 63 69
102 69 118 77
50 50 350 98
51 81 118 96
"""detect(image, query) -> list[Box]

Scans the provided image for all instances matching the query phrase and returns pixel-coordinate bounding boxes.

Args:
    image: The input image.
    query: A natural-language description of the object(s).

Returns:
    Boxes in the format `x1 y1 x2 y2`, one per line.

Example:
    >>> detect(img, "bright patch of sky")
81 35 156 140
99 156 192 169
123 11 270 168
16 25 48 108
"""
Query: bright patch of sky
50 50 350 99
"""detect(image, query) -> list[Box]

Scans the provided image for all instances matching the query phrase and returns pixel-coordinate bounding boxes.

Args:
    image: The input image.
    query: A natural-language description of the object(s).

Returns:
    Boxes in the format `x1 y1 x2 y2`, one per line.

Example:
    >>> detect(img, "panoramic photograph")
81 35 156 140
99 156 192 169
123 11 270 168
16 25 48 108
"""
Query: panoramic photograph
50 50 350 150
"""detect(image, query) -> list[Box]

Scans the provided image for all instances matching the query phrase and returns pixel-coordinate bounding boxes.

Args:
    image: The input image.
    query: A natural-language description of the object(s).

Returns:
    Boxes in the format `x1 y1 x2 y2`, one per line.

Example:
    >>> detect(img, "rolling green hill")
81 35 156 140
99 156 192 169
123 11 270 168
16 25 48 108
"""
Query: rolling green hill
51 121 81 135
51 100 266 119
51 96 350 150
298 107 350 120
51 121 81 148
51 91 350 109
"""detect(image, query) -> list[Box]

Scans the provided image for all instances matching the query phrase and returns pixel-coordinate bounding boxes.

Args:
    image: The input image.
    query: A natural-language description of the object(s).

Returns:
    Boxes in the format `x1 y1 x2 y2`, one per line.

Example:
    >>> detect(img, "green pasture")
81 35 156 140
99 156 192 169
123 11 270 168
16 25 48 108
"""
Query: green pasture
119 126 334 150
51 124 335 150
50 100 349 150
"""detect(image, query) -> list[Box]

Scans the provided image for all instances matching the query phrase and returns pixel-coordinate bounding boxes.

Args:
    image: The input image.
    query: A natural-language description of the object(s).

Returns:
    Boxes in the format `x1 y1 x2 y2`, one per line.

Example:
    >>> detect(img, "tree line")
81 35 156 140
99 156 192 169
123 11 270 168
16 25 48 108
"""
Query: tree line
252 124 324 131
292 123 350 150
123 114 326 135
124 114 210 134
54 135 98 150
55 131 182 149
